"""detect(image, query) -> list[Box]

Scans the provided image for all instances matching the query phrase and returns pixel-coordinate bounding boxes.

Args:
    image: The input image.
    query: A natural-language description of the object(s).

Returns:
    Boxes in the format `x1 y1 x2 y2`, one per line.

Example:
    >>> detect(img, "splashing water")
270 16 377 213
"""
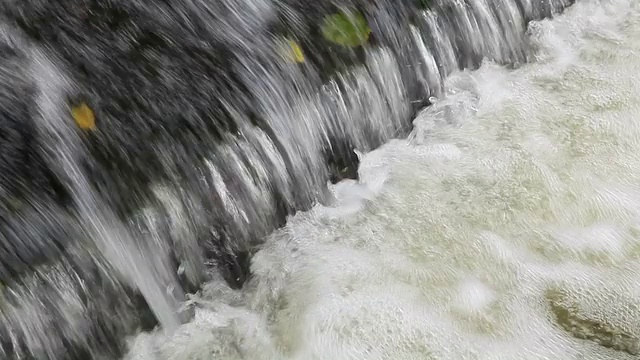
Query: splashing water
124 0 640 359
1 0 638 358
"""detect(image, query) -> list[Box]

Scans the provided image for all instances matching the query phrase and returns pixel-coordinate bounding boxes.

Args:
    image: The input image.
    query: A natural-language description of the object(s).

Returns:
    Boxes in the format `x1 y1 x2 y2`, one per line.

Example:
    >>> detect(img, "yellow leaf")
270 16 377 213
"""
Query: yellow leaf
283 39 305 63
71 102 96 131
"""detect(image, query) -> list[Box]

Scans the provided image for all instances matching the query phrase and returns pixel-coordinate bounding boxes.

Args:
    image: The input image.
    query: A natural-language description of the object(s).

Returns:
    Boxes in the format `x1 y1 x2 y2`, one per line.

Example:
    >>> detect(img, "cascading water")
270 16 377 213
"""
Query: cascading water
0 0 635 359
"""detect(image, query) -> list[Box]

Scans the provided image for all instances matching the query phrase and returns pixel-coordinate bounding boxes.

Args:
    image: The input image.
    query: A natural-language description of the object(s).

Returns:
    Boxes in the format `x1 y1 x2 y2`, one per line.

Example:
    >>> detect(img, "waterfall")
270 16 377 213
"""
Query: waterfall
0 0 576 358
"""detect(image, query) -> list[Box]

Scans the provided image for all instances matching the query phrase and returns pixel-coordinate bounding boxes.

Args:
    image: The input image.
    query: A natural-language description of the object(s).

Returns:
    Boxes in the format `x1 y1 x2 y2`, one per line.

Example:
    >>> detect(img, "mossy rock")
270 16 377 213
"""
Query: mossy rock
320 11 371 47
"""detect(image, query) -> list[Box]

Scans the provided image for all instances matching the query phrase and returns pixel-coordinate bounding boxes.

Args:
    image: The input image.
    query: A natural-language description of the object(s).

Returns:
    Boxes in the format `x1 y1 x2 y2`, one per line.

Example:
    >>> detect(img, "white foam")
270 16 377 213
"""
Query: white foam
452 277 497 315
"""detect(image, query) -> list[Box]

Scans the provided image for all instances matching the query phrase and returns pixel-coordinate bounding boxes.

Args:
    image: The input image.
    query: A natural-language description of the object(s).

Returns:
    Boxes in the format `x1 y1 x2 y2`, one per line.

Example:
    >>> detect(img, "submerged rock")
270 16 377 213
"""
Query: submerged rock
547 288 640 356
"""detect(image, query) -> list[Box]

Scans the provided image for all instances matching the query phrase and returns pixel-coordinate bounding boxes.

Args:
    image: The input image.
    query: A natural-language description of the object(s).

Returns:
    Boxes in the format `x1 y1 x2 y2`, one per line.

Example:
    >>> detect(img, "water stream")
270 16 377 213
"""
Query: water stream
127 0 640 359
1 0 638 359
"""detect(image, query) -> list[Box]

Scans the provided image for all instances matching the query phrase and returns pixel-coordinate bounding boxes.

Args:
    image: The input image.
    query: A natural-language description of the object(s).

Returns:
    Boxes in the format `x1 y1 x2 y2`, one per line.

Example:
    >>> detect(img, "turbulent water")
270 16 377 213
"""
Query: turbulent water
1 0 578 358
2 0 640 358
122 0 640 359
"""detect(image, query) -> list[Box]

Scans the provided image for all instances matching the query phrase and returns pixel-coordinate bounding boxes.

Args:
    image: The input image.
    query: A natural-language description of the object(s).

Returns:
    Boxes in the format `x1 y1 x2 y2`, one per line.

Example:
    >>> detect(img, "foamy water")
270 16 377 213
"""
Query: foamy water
126 0 640 359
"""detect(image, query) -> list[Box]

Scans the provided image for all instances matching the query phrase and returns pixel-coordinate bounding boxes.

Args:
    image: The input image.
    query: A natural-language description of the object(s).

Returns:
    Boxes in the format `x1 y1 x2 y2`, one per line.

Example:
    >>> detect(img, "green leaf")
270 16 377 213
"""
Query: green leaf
416 0 433 9
320 11 371 47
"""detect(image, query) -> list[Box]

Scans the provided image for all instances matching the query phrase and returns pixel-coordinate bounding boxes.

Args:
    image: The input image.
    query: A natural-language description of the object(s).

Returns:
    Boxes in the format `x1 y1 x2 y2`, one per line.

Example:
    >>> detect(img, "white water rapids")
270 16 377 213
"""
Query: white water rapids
125 0 640 359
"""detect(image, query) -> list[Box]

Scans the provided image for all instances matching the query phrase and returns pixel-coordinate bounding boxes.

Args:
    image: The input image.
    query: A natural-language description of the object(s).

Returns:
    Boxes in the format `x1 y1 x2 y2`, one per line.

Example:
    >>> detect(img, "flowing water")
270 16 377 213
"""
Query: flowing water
1 0 639 358
124 0 640 359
